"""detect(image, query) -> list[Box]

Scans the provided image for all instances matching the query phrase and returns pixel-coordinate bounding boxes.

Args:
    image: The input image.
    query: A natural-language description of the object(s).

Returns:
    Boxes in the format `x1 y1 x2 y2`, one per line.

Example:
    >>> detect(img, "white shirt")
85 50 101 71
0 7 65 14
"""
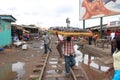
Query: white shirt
110 32 115 40
43 35 50 44
58 35 63 41
113 51 120 70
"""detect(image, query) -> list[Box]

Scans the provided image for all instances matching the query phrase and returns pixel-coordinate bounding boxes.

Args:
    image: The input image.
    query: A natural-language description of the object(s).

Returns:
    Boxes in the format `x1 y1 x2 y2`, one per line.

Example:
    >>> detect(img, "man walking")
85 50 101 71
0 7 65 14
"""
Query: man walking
56 33 76 77
42 31 52 53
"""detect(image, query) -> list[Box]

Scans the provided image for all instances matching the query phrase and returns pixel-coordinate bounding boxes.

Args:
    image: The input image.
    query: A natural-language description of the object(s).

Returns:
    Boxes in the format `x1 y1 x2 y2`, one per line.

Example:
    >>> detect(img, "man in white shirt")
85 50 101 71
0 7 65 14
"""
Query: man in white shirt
42 32 52 53
110 31 115 40
110 30 116 55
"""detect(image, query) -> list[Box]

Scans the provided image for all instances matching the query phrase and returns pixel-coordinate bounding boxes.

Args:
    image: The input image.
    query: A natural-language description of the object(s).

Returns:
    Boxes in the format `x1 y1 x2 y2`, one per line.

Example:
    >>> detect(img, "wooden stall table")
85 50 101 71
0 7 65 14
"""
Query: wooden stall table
95 39 110 49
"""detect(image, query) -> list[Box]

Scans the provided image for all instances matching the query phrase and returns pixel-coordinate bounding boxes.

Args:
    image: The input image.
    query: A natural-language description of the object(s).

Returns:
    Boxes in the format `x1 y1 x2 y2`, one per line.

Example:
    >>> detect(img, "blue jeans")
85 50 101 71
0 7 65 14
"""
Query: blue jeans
44 44 52 53
64 55 76 74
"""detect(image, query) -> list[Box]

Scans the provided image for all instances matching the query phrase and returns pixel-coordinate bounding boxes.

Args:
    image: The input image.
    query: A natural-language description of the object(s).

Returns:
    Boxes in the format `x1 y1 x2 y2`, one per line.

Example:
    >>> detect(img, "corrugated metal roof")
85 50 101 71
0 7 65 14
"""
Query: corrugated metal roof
0 15 16 22
22 25 39 29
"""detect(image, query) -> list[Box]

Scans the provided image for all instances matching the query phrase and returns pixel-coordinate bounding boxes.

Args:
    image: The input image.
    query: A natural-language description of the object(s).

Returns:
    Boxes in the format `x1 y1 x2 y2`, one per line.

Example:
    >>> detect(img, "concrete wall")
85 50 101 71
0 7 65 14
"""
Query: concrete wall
0 20 11 47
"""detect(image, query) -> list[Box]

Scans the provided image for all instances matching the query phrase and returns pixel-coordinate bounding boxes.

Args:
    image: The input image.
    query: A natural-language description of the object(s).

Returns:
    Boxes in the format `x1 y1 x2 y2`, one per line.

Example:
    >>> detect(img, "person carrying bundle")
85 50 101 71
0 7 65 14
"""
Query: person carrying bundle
56 32 76 77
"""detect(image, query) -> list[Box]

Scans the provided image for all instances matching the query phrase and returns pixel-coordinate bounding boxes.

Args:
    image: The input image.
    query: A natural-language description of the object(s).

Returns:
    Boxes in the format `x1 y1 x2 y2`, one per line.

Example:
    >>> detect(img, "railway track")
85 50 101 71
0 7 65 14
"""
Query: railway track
29 53 88 80
29 37 88 80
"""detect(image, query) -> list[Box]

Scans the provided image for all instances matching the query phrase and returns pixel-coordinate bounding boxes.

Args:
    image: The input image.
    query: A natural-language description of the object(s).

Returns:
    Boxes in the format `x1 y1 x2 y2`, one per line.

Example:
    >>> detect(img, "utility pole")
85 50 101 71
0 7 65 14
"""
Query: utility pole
83 20 85 30
100 17 103 38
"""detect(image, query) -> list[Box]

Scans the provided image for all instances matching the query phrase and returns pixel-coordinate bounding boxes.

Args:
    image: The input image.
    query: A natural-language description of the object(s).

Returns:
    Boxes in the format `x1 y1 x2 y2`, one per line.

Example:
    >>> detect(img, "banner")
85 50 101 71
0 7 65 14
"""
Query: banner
79 0 120 20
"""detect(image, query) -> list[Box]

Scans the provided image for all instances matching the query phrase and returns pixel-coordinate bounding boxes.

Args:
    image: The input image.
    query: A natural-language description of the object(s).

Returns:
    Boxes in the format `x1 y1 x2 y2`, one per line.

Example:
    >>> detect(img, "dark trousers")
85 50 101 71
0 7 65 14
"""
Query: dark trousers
111 43 116 55
88 36 92 45
56 43 63 57
44 44 52 53
64 55 76 74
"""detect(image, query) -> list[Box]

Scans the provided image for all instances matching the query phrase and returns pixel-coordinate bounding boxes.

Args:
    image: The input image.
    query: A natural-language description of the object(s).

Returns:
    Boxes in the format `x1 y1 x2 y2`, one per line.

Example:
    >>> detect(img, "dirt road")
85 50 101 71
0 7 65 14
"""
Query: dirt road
0 36 112 80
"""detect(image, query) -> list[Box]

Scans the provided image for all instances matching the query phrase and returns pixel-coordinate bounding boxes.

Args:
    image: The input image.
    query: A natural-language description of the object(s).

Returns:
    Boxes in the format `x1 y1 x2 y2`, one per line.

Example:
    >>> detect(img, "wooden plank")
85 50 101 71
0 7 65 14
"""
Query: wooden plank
35 64 43 67
76 74 84 78
47 64 57 66
97 57 113 64
29 75 39 79
58 58 64 62
47 64 65 67
33 67 42 72
72 66 79 70
45 74 65 78
50 54 59 56
42 57 46 59
48 58 64 62
47 67 64 70
48 59 58 61
49 56 59 58
40 60 45 62
92 57 113 66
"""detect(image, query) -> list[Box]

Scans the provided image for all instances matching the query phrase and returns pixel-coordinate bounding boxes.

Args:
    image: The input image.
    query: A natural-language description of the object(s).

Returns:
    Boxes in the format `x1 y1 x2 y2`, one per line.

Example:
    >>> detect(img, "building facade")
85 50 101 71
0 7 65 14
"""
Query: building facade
0 15 16 47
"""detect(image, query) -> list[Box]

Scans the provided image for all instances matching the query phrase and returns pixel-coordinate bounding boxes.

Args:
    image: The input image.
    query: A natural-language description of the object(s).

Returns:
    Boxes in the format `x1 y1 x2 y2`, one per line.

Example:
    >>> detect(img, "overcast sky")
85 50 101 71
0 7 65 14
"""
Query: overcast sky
0 0 120 29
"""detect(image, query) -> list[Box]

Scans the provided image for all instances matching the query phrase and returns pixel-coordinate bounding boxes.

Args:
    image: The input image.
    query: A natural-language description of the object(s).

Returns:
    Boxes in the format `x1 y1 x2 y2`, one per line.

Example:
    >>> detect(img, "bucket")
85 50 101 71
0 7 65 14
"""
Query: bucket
0 48 4 51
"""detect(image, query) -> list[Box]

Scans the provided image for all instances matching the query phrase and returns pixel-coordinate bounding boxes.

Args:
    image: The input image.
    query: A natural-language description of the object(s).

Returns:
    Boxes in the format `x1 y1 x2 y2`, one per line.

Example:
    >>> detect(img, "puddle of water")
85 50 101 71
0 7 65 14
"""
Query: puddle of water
49 61 58 64
47 70 57 74
37 51 41 53
47 70 65 74
12 61 25 80
74 45 110 72
0 61 25 80
49 58 58 61
40 46 44 49
30 54 34 57
101 66 109 71
0 63 17 80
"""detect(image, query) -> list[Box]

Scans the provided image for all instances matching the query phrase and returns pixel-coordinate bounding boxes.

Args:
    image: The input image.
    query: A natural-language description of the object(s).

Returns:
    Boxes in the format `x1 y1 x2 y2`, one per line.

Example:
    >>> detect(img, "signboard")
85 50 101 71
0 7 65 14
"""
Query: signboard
79 0 120 20
110 21 120 26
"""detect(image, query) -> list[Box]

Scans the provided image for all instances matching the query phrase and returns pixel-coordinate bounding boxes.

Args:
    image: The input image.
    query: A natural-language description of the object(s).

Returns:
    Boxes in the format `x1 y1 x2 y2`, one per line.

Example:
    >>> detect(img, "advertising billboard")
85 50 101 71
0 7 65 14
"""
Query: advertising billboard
79 0 120 20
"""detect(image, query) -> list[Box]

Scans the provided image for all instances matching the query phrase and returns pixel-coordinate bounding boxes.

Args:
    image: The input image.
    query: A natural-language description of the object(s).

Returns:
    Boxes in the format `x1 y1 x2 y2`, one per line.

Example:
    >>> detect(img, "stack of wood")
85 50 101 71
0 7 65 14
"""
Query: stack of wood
49 27 92 37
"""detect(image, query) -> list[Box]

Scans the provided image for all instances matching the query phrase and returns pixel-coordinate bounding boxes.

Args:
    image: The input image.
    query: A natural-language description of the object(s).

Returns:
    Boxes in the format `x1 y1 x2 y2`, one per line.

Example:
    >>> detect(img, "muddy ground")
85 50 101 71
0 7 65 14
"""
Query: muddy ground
0 40 44 80
0 37 112 80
